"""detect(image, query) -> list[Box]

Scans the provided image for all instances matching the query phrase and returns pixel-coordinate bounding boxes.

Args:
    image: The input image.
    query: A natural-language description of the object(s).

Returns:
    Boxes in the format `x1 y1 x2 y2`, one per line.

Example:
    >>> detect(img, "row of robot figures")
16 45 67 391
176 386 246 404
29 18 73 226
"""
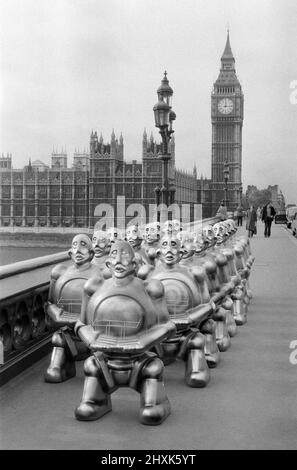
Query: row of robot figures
45 219 254 425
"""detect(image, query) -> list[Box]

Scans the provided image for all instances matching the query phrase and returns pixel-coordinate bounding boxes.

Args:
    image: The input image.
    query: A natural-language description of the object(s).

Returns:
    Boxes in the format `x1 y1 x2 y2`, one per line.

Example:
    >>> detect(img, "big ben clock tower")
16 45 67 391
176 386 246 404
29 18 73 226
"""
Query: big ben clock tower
211 31 244 213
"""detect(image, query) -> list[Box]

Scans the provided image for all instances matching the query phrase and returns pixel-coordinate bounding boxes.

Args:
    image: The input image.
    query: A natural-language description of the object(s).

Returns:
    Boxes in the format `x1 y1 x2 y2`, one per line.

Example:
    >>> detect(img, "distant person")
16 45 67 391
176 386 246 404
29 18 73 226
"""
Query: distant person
257 206 262 221
216 201 228 221
236 205 243 226
246 205 257 238
262 201 276 238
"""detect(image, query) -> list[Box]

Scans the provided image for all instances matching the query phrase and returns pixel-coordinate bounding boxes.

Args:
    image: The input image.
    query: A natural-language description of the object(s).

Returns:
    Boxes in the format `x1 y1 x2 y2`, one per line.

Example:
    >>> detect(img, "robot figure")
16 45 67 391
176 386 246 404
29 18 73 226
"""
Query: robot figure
177 231 196 263
196 224 234 353
161 219 181 235
213 222 228 245
45 234 102 383
138 233 215 387
74 241 176 425
229 243 251 324
211 223 239 342
106 227 123 244
126 224 151 266
141 222 161 265
181 229 222 367
171 219 182 233
91 230 111 269
220 225 251 328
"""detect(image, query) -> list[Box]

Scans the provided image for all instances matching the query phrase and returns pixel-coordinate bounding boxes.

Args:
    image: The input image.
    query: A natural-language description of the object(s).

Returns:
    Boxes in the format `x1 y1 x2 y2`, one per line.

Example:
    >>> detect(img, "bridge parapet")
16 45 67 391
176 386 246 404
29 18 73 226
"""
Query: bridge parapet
0 251 70 385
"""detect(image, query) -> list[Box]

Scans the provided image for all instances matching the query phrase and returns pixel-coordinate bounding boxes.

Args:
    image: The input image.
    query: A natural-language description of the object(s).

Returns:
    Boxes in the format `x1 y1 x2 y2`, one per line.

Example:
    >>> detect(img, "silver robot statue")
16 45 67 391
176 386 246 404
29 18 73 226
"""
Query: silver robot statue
45 234 101 383
74 241 176 425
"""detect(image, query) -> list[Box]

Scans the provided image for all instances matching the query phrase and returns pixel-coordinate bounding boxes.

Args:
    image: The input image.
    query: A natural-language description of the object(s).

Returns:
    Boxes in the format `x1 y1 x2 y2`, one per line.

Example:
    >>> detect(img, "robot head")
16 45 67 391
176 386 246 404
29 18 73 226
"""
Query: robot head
226 219 236 234
143 222 160 244
126 224 142 248
106 241 136 279
213 222 226 244
202 224 216 246
158 233 181 266
177 231 195 259
194 229 206 254
223 220 232 236
92 230 110 258
162 220 174 235
69 234 94 266
172 219 182 233
106 227 122 244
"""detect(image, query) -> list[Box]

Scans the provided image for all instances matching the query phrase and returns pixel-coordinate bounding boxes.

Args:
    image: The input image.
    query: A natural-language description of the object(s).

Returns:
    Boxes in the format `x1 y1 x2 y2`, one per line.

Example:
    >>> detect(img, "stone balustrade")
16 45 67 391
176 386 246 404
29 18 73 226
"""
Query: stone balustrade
0 251 70 385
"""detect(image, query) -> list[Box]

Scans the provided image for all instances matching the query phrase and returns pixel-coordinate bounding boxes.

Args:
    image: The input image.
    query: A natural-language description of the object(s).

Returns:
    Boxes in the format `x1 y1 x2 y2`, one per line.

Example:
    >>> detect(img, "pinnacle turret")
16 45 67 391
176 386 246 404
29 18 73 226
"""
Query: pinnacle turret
221 30 234 61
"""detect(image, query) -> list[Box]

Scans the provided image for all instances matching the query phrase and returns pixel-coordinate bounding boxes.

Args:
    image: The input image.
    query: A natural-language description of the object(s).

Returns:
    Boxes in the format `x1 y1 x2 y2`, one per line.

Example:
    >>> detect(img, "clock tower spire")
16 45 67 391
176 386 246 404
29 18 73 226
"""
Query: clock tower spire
210 31 244 213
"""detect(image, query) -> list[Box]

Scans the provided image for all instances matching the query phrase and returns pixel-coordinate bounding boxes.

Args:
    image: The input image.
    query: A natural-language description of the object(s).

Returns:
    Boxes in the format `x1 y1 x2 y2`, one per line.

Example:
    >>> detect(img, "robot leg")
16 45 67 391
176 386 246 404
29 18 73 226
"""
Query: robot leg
222 296 237 337
233 287 248 325
184 330 211 388
139 357 171 426
44 330 76 383
200 319 220 369
75 355 112 421
213 306 231 352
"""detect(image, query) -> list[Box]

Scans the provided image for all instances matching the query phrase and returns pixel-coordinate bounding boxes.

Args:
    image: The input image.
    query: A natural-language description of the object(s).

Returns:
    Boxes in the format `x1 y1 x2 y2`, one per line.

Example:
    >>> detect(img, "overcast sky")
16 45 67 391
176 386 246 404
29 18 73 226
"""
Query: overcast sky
1 0 296 202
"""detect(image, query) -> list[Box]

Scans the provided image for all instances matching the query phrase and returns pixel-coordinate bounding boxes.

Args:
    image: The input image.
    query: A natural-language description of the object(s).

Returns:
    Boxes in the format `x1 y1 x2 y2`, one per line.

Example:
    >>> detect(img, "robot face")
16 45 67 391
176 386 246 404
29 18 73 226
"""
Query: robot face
203 225 215 243
144 223 159 244
106 227 121 244
213 223 226 243
70 234 93 265
225 220 234 233
194 230 205 253
172 219 181 232
213 223 220 237
162 220 173 234
227 219 234 232
106 241 136 278
221 222 228 234
159 234 181 265
177 231 194 259
92 231 110 257
126 225 142 248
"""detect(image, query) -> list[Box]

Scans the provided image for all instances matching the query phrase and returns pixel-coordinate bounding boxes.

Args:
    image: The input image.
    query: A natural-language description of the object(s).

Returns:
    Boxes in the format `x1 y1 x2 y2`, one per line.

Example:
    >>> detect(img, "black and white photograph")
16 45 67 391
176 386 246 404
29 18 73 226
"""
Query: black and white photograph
0 0 296 452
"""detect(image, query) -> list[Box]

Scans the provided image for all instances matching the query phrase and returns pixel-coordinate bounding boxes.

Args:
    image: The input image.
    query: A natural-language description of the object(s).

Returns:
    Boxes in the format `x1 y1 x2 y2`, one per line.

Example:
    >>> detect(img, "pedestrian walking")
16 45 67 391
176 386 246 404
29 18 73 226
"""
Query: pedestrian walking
216 201 228 221
236 204 243 226
246 205 257 238
262 201 276 238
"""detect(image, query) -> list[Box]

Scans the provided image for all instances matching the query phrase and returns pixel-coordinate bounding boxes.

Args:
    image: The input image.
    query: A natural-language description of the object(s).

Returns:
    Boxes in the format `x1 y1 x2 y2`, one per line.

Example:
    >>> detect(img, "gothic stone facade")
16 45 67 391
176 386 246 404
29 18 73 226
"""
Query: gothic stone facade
0 131 198 228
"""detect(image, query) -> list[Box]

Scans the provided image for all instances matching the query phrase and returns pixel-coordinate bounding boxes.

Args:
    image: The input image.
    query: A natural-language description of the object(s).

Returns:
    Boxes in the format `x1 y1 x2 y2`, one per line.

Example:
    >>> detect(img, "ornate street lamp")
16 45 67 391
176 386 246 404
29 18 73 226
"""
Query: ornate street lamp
223 160 230 208
153 72 176 220
154 185 161 207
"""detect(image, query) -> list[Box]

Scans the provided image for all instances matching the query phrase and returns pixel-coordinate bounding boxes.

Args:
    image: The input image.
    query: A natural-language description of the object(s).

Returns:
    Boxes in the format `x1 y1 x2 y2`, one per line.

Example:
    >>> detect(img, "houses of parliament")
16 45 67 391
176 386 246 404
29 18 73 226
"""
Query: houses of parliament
0 33 244 228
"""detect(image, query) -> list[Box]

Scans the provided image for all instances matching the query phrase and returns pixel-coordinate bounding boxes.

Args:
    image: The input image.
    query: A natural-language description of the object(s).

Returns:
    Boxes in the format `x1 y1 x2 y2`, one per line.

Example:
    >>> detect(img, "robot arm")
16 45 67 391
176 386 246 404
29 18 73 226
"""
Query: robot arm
74 322 98 347
137 264 154 280
145 279 172 325
191 266 211 304
80 276 104 324
75 277 104 346
147 248 157 262
46 264 70 325
47 264 68 303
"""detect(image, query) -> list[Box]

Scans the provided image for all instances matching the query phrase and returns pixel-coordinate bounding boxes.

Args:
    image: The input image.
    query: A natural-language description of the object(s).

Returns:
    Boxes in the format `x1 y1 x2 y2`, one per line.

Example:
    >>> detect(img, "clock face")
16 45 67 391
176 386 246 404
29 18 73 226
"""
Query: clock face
218 98 234 114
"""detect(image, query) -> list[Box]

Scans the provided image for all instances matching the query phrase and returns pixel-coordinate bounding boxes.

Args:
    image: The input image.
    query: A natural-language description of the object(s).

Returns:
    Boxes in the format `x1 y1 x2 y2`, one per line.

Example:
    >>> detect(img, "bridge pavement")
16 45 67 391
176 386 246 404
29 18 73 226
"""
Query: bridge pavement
1 224 297 450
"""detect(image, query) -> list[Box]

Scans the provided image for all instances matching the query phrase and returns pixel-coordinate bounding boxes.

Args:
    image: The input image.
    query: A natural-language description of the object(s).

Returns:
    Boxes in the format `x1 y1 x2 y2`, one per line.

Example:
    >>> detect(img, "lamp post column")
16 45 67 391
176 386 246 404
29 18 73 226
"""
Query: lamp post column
223 160 230 209
153 71 176 222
